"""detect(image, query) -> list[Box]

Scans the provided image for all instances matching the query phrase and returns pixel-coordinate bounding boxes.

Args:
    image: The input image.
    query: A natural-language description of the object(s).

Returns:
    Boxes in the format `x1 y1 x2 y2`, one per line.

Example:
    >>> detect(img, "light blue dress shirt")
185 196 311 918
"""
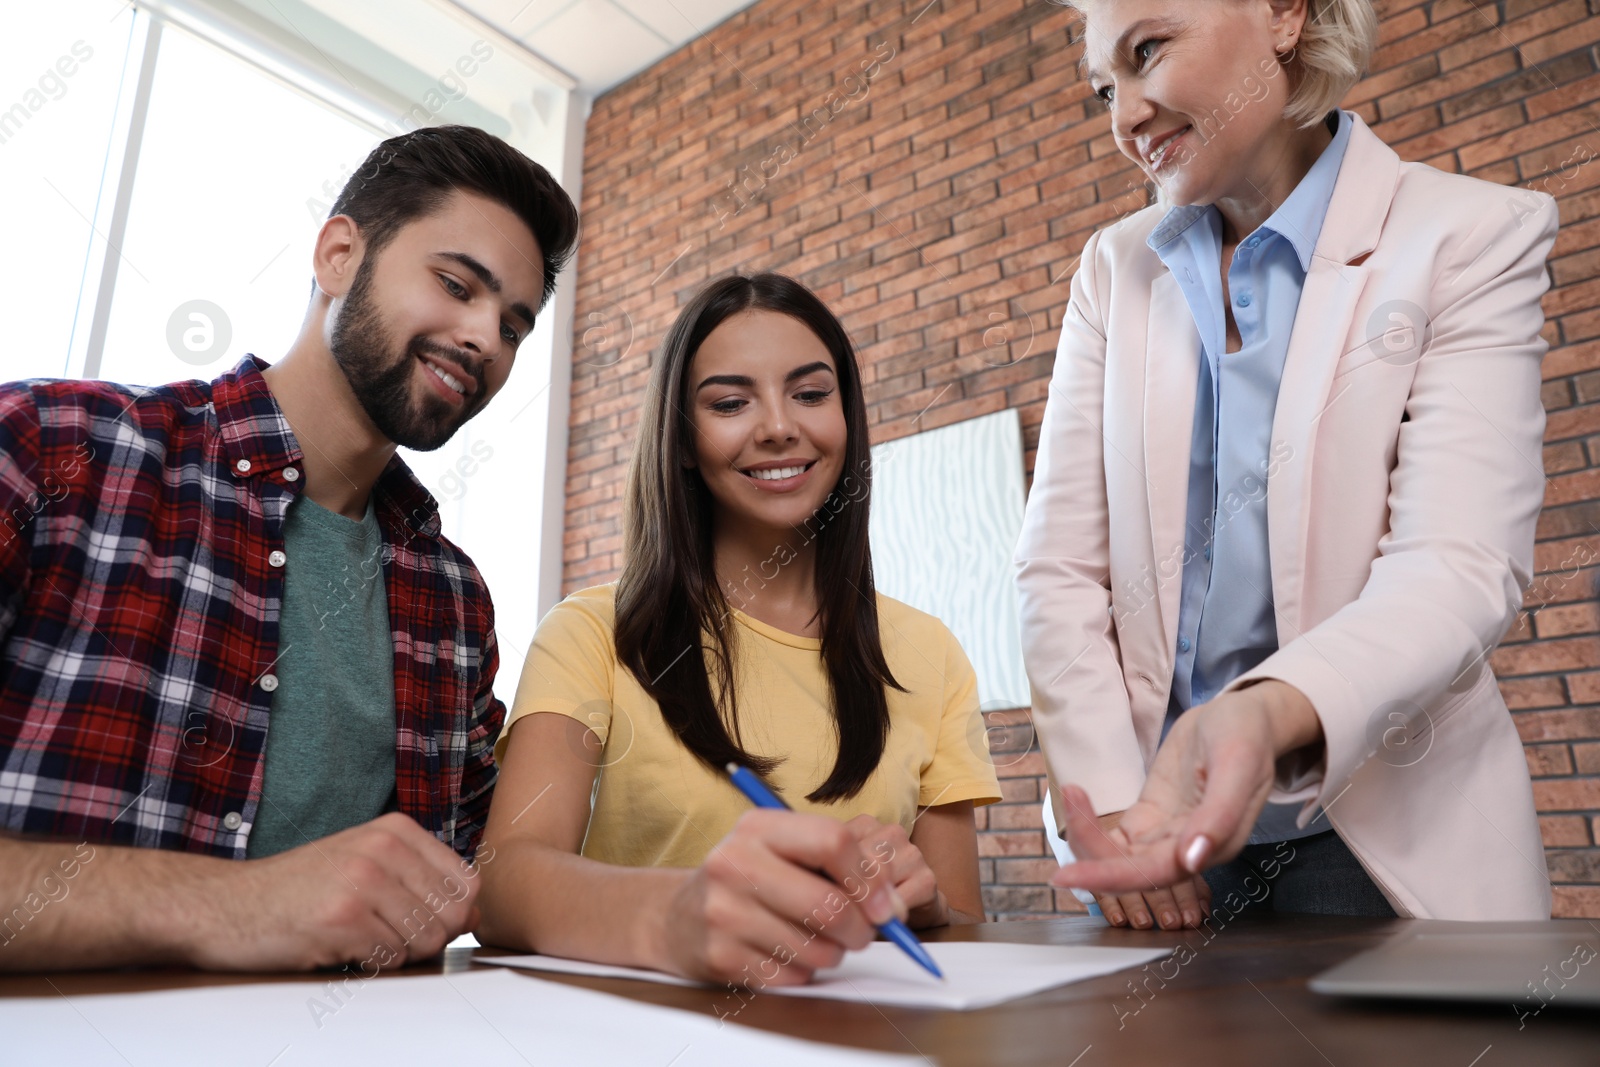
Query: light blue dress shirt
1147 109 1352 844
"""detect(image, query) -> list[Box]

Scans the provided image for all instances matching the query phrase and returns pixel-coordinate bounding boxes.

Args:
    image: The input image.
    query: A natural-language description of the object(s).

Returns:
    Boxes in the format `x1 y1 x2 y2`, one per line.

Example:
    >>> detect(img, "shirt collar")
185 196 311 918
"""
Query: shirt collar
1146 109 1354 272
1263 108 1353 271
374 453 442 541
1147 202 1211 250
212 355 304 477
211 355 441 540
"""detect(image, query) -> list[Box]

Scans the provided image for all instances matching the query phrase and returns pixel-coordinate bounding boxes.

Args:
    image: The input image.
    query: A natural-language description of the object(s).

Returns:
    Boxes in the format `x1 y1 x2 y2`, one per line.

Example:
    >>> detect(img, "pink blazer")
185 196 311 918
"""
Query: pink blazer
1016 112 1560 920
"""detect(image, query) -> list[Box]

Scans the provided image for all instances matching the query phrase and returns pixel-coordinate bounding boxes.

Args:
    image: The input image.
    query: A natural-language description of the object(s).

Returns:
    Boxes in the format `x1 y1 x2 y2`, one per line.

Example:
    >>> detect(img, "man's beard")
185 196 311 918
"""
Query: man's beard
329 260 485 452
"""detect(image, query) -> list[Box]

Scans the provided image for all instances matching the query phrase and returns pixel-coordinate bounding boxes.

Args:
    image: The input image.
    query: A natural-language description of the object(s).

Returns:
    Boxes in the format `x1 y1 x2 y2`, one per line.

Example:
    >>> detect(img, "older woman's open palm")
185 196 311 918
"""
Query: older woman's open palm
1052 682 1322 901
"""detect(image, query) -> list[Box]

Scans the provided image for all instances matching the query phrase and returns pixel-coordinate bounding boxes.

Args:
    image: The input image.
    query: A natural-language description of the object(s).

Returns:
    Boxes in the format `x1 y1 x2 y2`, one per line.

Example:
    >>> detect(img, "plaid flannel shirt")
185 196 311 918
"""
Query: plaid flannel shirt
0 356 503 860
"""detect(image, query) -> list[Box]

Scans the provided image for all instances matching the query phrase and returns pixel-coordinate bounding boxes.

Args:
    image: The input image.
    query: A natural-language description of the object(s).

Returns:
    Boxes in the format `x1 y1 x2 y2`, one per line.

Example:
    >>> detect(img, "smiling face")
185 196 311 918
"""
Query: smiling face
1078 0 1307 207
327 189 545 451
685 309 849 539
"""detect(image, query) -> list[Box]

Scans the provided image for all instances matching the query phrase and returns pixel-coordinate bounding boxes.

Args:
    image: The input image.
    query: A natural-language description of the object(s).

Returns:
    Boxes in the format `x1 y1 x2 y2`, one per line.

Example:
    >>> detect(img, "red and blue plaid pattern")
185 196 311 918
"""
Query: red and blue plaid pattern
0 357 503 859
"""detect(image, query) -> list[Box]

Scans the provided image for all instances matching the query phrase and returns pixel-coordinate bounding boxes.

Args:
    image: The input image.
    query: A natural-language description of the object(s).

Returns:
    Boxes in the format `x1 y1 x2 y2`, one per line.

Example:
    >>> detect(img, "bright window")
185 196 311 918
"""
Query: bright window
0 2 134 381
99 25 377 385
2 3 579 697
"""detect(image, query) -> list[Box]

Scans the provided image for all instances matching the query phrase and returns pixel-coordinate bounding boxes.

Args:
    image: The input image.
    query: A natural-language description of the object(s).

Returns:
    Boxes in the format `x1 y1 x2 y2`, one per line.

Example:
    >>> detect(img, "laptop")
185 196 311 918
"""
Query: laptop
1310 921 1600 1013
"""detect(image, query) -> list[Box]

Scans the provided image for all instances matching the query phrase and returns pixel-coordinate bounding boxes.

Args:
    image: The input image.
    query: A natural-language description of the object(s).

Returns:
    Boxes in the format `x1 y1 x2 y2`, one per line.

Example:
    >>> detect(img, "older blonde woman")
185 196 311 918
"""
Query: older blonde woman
1018 0 1558 927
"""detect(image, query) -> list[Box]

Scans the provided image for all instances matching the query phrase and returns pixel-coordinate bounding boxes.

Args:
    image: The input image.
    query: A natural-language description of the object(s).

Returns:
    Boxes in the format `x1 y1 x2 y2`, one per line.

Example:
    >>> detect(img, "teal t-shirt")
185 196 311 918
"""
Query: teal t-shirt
247 495 398 859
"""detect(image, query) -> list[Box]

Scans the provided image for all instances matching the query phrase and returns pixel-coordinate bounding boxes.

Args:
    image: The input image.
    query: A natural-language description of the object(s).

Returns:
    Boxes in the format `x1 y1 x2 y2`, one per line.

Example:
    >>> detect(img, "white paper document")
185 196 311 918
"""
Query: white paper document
0 967 920 1066
484 940 1174 1010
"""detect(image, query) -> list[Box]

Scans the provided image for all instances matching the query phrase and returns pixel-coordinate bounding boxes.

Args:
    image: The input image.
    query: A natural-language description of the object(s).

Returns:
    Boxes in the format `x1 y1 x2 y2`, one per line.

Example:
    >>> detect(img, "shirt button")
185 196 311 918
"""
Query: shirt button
1204 546 1212 562
268 550 287 568
1245 236 1260 249
1179 637 1192 653
234 459 251 474
259 673 279 692
283 467 300 482
222 811 243 831
1237 292 1253 308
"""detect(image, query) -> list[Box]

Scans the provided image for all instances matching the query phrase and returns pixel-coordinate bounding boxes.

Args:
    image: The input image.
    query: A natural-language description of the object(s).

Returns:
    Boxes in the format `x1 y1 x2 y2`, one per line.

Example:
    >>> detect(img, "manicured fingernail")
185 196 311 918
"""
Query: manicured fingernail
1183 835 1212 872
1108 911 1125 925
866 892 895 925
1133 911 1150 928
1182 909 1197 927
887 886 909 922
1160 910 1178 929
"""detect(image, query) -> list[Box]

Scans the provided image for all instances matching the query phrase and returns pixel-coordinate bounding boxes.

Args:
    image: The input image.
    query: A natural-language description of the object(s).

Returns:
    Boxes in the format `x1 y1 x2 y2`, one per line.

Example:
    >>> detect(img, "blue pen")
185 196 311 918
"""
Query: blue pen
724 762 944 981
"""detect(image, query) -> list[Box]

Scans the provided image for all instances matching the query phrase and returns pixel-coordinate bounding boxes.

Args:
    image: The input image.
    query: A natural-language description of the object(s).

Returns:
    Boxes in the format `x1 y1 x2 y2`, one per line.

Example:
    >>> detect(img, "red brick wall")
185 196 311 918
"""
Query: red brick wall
563 0 1600 918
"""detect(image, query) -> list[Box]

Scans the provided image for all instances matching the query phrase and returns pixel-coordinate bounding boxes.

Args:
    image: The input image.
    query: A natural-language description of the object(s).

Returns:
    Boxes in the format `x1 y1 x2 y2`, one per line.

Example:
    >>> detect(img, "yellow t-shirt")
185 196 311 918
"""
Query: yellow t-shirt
500 584 1002 869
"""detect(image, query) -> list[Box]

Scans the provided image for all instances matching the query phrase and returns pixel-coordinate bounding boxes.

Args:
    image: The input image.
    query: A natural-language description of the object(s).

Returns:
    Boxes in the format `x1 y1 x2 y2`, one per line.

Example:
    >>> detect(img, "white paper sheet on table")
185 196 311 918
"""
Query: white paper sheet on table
483 940 1173 1010
0 967 920 1066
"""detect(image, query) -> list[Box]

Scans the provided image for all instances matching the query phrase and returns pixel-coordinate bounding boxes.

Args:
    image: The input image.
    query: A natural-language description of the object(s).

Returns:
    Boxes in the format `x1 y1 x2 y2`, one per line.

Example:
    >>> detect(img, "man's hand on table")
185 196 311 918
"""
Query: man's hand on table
186 812 480 971
0 812 479 972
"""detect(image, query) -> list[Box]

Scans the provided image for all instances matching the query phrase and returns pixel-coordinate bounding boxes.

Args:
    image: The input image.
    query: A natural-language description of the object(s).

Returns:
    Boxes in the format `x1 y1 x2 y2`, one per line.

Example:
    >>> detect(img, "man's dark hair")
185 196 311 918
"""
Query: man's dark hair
328 124 580 311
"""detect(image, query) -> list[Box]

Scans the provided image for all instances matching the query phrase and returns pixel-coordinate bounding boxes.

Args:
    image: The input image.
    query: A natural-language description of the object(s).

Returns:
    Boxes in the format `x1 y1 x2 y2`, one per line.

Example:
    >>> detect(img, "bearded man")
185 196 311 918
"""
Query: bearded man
0 125 579 972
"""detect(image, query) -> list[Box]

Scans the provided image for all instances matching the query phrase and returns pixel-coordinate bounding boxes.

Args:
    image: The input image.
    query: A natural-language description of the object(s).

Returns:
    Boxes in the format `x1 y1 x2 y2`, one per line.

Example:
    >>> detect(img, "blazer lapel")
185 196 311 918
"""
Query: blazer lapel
1268 113 1400 636
1144 269 1202 656
1267 258 1372 635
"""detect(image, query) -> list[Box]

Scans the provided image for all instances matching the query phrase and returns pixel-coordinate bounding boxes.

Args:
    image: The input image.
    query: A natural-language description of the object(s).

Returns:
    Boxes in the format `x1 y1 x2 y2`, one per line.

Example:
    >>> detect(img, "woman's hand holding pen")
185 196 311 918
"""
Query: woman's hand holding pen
843 814 947 928
656 809 908 987
1051 681 1322 902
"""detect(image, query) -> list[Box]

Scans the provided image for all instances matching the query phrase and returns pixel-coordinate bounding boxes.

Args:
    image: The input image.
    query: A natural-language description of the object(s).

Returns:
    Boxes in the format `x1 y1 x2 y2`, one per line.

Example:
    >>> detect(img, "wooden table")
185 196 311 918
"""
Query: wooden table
5 914 1597 1065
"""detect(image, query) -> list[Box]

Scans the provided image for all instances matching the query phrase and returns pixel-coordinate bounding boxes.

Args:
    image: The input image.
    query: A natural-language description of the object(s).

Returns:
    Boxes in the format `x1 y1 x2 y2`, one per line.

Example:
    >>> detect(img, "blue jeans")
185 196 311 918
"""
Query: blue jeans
1201 829 1395 917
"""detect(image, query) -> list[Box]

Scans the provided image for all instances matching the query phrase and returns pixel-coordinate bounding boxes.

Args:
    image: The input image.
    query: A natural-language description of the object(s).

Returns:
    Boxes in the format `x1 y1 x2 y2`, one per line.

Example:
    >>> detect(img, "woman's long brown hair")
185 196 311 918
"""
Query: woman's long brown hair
612 272 901 802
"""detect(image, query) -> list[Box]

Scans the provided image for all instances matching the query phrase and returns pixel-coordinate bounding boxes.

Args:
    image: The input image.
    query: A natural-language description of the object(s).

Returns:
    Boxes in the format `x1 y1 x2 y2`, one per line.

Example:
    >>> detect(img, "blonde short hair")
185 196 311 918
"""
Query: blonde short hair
1287 0 1378 126
1061 0 1379 129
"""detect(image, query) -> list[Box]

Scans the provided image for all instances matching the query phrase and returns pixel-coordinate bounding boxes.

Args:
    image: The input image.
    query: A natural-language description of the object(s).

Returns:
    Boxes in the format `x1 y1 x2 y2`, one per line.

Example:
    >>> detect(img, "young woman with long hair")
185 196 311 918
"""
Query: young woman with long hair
477 273 1000 986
